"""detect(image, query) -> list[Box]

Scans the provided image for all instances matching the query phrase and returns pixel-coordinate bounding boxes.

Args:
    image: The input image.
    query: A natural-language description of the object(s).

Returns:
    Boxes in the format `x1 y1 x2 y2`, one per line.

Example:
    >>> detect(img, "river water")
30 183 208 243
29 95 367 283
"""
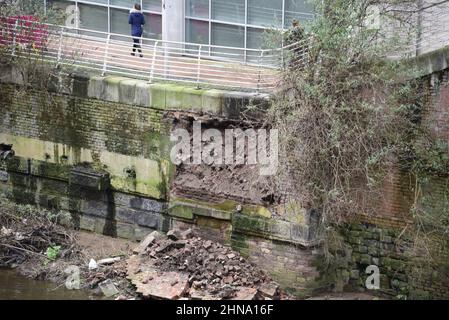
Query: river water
0 269 97 300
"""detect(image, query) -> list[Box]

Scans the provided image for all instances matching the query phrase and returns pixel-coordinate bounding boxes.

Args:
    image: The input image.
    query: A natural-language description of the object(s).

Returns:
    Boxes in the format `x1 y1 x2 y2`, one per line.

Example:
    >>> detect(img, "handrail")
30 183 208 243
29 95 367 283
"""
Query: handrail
0 19 312 92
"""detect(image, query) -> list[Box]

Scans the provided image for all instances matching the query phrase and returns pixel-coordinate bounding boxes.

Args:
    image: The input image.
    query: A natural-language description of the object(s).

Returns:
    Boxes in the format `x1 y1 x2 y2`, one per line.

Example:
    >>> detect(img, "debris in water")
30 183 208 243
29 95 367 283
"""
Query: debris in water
98 279 119 297
89 259 98 270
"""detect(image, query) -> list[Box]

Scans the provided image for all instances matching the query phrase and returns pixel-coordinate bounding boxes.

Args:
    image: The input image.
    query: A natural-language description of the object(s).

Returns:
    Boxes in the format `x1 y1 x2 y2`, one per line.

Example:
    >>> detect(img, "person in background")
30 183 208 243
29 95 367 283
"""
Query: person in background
129 3 145 57
285 19 305 47
284 19 306 69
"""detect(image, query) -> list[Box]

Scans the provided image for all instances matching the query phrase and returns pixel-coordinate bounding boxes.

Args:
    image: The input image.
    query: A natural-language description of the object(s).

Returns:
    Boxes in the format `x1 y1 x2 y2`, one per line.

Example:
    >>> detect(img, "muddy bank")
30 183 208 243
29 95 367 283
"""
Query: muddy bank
0 197 384 300
0 196 136 299
0 197 285 300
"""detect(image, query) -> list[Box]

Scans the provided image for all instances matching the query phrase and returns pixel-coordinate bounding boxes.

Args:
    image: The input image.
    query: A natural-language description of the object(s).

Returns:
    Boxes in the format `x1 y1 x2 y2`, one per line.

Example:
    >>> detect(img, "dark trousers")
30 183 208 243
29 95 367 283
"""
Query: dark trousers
132 37 142 53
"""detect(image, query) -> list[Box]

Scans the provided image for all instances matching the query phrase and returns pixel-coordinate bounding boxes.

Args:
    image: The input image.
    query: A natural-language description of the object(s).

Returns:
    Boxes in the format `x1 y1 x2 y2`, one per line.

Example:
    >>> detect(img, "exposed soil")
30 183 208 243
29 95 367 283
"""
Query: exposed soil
173 163 274 206
170 119 277 208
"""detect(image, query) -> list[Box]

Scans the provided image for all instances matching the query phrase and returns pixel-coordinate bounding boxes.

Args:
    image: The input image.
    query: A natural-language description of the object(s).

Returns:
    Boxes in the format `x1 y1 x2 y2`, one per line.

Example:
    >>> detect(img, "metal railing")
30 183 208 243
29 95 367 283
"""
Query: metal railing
0 19 310 92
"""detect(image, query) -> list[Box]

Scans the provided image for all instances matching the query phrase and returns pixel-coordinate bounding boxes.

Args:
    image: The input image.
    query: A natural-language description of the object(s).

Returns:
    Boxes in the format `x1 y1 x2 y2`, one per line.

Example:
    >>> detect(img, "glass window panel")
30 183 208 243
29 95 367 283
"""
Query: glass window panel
47 0 76 25
212 23 244 47
284 0 314 28
211 23 244 60
211 0 245 24
110 0 135 9
186 0 209 19
110 8 130 36
246 27 263 63
143 13 162 39
248 0 282 28
247 27 264 49
142 0 162 12
186 18 209 44
77 0 108 4
78 3 108 36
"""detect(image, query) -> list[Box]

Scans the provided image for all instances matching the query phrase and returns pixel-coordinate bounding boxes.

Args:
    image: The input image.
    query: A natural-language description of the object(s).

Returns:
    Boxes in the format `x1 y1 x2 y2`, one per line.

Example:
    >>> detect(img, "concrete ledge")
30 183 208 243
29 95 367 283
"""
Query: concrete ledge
412 45 449 76
0 65 270 120
232 213 319 248
82 76 271 117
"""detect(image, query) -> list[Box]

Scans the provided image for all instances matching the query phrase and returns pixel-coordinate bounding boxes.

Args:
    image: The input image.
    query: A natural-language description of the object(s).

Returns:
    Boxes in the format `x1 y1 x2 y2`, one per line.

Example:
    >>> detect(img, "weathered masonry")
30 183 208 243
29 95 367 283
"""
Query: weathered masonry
1 45 449 299
0 66 320 297
321 48 449 299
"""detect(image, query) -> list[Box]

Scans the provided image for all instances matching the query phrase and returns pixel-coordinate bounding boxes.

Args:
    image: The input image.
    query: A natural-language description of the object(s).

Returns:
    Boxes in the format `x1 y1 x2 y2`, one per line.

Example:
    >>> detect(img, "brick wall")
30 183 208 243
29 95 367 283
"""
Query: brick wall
326 64 449 299
0 71 321 298
231 232 321 297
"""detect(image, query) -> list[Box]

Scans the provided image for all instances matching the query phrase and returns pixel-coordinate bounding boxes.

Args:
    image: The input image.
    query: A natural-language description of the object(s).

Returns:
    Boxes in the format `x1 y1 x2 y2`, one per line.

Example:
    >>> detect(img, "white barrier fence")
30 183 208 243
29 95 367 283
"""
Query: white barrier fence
0 19 310 92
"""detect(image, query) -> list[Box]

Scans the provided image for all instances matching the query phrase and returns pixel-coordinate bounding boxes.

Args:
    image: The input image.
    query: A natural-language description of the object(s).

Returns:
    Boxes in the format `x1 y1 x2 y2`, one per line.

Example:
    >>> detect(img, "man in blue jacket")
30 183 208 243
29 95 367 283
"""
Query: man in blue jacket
129 3 145 57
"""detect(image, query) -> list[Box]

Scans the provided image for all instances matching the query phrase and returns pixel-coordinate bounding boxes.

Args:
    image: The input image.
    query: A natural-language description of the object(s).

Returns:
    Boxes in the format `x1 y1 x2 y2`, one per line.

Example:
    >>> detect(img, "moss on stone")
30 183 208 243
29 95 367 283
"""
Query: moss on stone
168 203 194 220
149 83 166 109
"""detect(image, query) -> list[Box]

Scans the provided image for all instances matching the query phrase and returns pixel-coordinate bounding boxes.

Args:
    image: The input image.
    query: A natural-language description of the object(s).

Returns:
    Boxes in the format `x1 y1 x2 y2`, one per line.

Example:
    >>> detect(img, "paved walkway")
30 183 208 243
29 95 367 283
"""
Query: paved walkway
46 33 280 92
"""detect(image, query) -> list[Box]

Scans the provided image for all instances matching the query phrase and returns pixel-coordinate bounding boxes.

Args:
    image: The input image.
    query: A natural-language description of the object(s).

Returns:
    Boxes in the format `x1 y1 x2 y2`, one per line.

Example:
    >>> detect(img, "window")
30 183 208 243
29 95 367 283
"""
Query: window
46 0 314 54
78 3 108 33
248 0 282 28
186 0 209 19
284 0 314 28
185 0 314 60
79 0 108 4
54 0 162 40
142 0 162 12
186 18 209 44
211 23 244 59
110 8 130 37
110 0 135 8
211 0 245 24
143 13 162 39
212 23 244 48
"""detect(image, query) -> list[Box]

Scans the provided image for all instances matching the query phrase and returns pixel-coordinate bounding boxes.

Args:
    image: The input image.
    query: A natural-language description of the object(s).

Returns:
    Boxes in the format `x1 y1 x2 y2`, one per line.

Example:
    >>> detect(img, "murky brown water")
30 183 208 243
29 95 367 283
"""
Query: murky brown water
0 269 98 300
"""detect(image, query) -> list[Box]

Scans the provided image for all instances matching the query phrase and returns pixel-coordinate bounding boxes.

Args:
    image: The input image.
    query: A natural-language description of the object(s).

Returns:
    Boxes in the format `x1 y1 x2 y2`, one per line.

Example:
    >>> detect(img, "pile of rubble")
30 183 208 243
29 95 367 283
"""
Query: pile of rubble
127 229 280 300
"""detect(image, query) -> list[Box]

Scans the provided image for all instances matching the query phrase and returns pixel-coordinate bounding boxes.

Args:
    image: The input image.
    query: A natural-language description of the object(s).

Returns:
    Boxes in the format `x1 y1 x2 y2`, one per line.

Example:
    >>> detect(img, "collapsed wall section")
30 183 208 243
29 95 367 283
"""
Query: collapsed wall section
0 68 321 297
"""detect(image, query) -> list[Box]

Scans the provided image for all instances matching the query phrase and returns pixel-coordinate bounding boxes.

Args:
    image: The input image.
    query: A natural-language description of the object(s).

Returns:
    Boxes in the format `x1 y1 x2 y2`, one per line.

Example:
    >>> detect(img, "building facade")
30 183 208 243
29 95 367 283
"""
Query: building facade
45 0 314 50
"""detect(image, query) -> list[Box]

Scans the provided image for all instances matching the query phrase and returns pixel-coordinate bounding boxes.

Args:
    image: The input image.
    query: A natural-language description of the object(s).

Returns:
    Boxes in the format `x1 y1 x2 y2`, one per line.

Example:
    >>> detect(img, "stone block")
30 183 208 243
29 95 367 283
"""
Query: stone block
202 89 223 115
291 223 310 242
103 76 129 102
30 160 70 181
135 211 160 229
87 76 105 99
368 246 379 256
232 214 266 236
149 83 166 109
180 87 203 113
134 226 156 241
269 220 291 241
79 215 96 232
350 269 360 279
134 81 151 107
79 199 109 218
130 196 165 213
360 254 372 265
72 73 90 98
168 203 194 220
116 222 135 240
118 79 137 105
69 166 110 191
